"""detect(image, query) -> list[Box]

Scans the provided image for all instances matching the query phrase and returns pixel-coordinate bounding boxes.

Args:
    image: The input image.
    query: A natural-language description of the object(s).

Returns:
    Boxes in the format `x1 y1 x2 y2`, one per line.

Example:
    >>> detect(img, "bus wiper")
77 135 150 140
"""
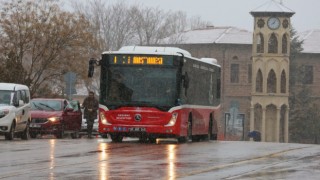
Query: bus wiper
106 101 171 111
122 101 170 111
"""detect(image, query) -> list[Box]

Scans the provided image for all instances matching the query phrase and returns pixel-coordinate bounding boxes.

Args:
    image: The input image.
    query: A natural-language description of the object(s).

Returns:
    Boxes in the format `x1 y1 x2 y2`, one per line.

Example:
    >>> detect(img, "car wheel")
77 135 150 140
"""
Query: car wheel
21 123 30 140
56 125 64 139
5 122 15 140
71 131 79 139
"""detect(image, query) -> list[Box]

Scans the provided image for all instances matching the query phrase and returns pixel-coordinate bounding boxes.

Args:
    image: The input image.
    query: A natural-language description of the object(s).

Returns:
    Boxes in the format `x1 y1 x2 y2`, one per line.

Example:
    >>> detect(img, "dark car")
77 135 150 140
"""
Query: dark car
29 98 82 139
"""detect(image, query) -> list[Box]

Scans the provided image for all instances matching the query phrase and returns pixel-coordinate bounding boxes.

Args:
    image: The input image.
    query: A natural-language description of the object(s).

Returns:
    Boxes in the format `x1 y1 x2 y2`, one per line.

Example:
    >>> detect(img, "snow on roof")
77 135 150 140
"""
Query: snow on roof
160 26 253 45
113 46 192 57
298 29 320 54
250 0 295 15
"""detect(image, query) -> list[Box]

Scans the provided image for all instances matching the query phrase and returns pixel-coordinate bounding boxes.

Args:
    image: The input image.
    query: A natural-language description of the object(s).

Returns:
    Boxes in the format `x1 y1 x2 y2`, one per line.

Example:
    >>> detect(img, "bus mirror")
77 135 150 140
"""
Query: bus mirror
88 58 98 78
182 72 189 89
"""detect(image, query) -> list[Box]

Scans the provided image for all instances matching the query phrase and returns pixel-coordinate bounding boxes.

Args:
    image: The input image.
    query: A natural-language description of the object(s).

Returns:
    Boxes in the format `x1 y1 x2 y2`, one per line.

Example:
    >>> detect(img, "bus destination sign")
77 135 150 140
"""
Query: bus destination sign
109 55 173 65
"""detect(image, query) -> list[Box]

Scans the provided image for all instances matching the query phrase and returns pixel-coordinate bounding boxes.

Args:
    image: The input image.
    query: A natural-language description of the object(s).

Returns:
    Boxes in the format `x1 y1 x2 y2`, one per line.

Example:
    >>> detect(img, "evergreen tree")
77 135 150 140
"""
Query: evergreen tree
289 28 320 144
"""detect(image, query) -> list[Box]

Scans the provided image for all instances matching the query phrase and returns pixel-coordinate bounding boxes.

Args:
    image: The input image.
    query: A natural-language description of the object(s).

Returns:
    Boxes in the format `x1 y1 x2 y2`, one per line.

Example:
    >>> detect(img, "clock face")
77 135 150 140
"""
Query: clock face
267 17 280 30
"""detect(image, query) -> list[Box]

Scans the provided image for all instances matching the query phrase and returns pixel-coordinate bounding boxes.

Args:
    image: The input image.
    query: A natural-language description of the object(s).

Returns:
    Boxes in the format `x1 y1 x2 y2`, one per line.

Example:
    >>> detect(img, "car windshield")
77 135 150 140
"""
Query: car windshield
31 100 62 111
0 90 13 105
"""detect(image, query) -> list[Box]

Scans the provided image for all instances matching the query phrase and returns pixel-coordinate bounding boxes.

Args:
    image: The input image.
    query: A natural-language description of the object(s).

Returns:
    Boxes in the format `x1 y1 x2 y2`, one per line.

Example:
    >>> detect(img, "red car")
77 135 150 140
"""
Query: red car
29 98 82 139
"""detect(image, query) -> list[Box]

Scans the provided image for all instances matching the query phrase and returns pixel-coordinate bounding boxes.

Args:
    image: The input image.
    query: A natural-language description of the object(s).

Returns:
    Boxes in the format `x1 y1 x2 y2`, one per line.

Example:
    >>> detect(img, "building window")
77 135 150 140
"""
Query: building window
303 65 313 84
232 56 238 60
282 34 288 54
256 69 263 92
257 33 264 53
281 70 286 93
230 64 239 83
267 69 277 93
248 64 252 83
268 33 278 53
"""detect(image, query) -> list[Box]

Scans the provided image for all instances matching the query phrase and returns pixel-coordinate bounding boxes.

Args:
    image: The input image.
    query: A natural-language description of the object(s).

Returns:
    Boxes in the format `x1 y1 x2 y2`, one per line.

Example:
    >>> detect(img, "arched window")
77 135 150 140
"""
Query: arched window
257 33 264 53
281 70 286 93
230 64 239 83
267 69 277 93
256 69 263 93
268 33 278 53
282 34 288 54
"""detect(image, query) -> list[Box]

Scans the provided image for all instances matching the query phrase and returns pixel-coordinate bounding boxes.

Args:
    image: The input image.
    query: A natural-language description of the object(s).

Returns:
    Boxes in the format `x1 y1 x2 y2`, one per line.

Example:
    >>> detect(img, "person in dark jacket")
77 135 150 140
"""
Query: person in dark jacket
82 91 99 138
248 130 261 142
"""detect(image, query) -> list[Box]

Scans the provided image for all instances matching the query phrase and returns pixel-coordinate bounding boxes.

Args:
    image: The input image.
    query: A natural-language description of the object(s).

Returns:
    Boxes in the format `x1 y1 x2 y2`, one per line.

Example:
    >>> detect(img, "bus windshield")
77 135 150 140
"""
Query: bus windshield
103 66 178 110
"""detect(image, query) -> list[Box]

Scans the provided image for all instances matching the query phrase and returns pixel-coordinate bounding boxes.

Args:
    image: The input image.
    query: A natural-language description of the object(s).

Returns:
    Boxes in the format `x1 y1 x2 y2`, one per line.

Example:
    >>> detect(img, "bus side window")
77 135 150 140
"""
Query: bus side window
182 72 189 96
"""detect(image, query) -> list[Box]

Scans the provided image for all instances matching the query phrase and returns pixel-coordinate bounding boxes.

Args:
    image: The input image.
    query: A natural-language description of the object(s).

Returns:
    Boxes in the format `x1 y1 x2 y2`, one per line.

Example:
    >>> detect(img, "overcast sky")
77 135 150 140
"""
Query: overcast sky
70 0 319 33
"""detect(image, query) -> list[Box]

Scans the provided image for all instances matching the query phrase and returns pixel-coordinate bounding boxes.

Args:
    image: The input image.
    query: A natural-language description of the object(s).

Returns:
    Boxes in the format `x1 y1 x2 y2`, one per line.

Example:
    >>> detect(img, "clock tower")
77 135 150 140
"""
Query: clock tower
250 1 294 142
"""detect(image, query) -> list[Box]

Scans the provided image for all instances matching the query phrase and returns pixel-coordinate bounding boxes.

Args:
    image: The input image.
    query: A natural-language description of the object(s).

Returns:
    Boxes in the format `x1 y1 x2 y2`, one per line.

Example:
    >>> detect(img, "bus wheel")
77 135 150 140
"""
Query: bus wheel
111 134 123 142
208 119 213 140
177 136 186 143
186 117 192 142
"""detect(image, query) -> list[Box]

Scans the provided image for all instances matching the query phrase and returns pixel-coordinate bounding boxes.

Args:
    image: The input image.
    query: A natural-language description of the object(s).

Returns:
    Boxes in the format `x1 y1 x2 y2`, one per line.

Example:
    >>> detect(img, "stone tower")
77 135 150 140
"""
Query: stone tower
249 1 295 142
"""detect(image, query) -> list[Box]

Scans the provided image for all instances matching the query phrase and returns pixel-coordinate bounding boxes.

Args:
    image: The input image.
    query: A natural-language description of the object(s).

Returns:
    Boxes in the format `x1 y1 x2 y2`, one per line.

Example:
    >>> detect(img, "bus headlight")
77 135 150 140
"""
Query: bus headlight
165 113 178 127
100 112 111 125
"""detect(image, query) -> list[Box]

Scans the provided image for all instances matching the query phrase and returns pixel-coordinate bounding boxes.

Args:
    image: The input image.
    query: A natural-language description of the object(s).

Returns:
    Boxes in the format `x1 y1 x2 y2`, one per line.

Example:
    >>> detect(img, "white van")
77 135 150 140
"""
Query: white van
0 83 31 140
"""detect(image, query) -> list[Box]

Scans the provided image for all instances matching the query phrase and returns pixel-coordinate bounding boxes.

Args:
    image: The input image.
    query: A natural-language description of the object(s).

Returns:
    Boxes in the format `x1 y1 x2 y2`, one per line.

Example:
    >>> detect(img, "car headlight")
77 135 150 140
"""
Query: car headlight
48 117 61 122
165 113 178 127
0 109 9 118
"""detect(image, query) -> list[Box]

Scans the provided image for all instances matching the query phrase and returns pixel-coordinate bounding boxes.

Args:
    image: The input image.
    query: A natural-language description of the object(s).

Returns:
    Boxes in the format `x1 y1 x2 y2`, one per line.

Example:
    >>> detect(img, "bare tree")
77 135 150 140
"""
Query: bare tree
0 0 96 96
188 15 213 30
68 0 214 92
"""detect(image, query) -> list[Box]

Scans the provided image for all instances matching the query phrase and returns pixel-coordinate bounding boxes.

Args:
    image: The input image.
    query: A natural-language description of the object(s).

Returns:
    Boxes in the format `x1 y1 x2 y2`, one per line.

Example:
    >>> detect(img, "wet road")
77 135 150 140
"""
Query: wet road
0 137 319 180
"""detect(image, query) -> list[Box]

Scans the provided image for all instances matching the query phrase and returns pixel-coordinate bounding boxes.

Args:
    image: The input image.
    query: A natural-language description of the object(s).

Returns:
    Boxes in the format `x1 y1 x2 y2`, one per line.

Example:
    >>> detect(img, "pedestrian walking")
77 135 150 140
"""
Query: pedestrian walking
82 91 99 138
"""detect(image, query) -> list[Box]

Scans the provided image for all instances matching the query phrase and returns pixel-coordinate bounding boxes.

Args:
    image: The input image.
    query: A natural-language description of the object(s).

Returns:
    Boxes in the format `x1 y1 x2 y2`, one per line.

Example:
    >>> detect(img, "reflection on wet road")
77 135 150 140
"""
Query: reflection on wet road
0 137 320 179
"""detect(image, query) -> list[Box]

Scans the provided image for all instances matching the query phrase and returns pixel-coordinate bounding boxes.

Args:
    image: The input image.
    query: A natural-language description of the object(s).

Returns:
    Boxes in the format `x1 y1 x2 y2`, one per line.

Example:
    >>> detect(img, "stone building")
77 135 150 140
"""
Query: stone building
160 1 320 142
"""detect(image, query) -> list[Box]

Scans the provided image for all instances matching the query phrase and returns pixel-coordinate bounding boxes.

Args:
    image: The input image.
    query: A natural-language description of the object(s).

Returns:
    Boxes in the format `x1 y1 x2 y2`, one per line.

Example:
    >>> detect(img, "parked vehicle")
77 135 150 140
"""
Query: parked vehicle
29 98 82 139
0 83 31 140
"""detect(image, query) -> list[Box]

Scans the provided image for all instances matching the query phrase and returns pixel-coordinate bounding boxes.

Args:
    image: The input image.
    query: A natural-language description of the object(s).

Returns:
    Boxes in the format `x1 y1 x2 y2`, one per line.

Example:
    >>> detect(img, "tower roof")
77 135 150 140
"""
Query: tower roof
250 0 295 17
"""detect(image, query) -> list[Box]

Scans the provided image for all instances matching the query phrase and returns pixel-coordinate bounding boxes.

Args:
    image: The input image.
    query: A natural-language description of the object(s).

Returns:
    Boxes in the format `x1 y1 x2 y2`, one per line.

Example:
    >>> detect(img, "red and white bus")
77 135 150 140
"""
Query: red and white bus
88 46 221 143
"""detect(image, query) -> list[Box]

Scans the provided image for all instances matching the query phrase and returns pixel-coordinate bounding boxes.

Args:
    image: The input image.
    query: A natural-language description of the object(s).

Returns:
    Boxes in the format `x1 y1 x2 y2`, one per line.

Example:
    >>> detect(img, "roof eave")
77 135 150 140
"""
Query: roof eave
250 11 295 17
